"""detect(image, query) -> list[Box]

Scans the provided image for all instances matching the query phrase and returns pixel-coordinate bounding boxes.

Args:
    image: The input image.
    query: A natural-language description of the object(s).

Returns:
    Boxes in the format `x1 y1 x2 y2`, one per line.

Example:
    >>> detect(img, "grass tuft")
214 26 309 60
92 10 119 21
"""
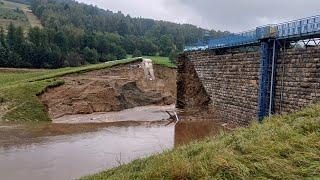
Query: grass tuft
82 104 320 180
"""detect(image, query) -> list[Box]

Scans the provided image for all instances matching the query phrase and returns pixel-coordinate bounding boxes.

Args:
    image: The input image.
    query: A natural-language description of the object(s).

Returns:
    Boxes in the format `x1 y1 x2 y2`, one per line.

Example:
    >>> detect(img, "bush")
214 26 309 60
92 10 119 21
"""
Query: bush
105 54 116 61
132 49 142 58
169 50 178 65
83 47 99 64
114 46 127 60
65 52 85 67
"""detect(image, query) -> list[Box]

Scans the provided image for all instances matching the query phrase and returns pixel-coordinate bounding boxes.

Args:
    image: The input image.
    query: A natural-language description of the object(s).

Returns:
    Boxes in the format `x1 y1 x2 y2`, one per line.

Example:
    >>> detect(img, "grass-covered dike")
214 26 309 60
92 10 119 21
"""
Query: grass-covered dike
0 57 173 122
83 104 320 179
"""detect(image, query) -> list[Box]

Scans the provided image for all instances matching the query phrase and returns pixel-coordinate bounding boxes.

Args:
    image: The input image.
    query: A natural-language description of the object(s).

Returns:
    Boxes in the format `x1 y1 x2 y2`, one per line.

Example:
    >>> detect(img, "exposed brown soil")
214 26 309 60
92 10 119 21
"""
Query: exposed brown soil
176 55 211 110
40 61 177 119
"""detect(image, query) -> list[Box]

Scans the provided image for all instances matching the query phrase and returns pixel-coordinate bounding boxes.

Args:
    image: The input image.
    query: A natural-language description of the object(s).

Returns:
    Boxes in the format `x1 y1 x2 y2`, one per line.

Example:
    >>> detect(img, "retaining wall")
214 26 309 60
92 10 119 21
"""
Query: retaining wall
178 47 320 124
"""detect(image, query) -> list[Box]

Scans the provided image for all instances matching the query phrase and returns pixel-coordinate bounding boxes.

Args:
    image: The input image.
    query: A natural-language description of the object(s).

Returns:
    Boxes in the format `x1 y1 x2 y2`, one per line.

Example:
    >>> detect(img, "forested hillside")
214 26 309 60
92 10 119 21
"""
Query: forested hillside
0 0 227 68
6 0 30 4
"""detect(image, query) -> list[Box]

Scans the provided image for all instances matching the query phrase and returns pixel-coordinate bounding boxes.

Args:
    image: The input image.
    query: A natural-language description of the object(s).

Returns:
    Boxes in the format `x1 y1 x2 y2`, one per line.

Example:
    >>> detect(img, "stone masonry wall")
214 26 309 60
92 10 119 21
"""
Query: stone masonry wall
275 47 320 114
179 46 320 125
182 51 261 125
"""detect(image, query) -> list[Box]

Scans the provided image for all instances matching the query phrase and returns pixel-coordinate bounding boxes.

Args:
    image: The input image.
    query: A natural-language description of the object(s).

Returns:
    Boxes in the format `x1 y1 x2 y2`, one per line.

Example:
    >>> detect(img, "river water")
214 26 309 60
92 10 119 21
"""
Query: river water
0 106 224 180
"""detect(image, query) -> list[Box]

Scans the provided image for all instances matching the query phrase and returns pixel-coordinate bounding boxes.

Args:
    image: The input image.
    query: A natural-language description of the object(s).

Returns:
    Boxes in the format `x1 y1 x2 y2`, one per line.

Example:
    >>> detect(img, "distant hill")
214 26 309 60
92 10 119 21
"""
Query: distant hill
6 0 31 5
0 0 42 29
31 0 227 52
0 0 228 69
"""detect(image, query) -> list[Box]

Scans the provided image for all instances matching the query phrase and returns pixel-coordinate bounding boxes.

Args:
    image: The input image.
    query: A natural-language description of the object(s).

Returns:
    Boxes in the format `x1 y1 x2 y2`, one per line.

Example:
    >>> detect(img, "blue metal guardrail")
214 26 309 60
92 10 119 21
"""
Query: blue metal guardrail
184 15 320 51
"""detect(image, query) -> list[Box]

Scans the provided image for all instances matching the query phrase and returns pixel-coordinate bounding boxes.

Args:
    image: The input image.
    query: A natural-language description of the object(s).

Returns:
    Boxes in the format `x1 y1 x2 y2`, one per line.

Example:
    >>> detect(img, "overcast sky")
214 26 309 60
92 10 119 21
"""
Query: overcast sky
77 0 320 32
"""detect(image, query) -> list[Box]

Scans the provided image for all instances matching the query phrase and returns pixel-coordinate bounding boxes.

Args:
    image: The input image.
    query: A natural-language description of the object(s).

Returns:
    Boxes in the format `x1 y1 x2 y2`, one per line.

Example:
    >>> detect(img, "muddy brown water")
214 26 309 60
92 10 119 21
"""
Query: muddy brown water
0 106 224 180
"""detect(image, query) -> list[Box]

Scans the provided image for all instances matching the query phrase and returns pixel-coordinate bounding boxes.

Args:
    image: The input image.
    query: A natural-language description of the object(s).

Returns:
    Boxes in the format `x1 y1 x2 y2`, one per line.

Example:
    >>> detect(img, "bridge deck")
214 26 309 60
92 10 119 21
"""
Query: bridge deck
185 15 320 51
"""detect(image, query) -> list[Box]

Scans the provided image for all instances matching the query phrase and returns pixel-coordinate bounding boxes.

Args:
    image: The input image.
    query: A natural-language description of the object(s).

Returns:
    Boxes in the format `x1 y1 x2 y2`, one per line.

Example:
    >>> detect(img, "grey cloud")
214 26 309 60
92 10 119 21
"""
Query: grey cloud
78 0 320 32
174 0 320 32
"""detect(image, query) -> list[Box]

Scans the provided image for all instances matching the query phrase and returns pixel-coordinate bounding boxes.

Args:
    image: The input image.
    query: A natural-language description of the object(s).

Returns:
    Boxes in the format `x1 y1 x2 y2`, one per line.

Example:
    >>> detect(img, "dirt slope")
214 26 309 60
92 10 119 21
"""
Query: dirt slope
40 61 176 118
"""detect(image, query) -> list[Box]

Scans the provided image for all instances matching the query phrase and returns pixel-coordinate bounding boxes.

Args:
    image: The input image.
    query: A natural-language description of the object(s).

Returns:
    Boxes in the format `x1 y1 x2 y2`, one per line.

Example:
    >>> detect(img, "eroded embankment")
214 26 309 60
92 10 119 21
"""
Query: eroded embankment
39 61 177 119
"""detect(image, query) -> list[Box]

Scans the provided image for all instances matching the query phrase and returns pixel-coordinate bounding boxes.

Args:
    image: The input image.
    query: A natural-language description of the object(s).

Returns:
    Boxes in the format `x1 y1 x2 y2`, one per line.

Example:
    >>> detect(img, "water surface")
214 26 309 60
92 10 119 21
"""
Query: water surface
0 125 174 180
0 107 225 180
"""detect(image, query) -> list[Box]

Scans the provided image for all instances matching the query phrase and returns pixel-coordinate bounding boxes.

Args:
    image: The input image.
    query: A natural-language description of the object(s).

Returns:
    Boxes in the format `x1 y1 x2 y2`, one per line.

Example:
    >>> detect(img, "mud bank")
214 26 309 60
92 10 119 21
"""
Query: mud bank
53 105 175 124
176 55 211 110
40 62 176 119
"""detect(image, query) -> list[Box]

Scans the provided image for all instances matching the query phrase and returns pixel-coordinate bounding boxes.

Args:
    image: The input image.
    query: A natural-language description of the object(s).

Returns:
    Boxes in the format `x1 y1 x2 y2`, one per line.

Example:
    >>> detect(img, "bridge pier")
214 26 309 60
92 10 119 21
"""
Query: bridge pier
258 40 279 120
258 41 271 120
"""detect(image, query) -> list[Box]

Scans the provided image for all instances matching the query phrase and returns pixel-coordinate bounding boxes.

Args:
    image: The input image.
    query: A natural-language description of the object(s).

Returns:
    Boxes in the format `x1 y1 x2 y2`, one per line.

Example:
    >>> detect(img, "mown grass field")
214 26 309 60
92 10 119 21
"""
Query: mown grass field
83 105 320 179
143 56 176 68
126 55 175 68
0 57 174 122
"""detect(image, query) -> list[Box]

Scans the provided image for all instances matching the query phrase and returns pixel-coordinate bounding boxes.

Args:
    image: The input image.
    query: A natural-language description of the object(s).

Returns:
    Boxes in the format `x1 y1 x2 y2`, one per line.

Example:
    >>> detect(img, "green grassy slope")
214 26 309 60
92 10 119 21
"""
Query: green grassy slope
143 56 176 68
0 58 145 122
83 105 320 179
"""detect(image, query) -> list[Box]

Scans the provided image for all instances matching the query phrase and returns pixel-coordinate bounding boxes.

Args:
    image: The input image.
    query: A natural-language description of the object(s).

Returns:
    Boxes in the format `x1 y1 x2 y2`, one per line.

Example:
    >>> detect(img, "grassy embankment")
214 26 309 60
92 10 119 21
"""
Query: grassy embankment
126 55 176 68
0 56 173 122
143 56 176 68
84 104 320 179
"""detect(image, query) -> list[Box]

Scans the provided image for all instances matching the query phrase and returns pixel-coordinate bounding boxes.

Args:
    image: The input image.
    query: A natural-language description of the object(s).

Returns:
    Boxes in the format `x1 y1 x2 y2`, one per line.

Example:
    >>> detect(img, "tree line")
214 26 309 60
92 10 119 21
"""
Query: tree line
0 24 129 68
0 0 228 68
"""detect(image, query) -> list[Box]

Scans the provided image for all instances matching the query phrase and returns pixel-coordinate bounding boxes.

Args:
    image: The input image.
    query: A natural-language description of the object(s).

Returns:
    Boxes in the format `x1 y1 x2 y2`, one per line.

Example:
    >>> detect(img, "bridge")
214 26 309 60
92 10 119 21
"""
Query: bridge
180 15 320 123
185 15 320 51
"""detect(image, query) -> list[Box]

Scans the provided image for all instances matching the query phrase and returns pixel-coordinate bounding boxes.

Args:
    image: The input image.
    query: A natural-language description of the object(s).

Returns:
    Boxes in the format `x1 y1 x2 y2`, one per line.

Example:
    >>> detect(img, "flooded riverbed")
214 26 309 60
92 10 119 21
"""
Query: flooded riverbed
0 124 175 180
0 106 225 180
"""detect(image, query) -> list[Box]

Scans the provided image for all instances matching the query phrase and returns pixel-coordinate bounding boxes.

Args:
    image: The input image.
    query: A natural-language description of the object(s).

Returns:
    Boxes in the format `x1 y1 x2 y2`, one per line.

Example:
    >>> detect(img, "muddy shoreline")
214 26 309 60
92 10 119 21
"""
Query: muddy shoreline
53 105 175 124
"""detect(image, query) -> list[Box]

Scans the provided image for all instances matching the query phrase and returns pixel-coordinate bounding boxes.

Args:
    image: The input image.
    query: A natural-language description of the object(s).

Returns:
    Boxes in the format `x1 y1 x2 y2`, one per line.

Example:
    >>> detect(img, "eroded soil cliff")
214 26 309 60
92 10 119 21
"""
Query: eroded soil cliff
40 62 176 119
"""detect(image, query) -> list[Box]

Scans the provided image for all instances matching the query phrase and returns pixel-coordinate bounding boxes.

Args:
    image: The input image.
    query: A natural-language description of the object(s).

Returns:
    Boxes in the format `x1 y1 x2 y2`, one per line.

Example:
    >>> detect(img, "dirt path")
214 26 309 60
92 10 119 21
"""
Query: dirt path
40 61 177 119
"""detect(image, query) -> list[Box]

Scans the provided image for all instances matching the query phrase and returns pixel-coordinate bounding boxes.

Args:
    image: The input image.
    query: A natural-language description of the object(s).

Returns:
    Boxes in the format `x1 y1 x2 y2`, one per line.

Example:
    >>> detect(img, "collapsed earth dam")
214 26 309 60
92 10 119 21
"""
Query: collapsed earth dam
40 60 177 122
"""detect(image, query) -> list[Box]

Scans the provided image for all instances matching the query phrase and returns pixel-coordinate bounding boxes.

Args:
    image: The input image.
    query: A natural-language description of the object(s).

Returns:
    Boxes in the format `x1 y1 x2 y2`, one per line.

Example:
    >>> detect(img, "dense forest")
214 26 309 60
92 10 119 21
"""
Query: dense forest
0 0 227 68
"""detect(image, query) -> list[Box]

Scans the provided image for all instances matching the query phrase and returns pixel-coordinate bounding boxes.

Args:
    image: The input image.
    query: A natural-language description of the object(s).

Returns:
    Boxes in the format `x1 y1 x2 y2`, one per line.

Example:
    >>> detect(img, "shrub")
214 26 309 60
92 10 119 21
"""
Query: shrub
83 47 99 64
65 52 85 67
169 50 178 65
132 49 142 58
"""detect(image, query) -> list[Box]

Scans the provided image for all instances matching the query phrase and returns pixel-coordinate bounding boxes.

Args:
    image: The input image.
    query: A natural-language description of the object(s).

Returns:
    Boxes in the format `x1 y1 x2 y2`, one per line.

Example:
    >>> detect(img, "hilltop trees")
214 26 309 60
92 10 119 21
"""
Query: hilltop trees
30 0 227 55
0 24 129 68
0 0 228 68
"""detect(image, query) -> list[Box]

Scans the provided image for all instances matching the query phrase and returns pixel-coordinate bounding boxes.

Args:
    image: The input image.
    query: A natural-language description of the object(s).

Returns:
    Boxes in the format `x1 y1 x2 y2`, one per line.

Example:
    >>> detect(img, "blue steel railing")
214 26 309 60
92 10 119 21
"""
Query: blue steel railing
276 15 320 39
208 29 257 49
184 15 320 51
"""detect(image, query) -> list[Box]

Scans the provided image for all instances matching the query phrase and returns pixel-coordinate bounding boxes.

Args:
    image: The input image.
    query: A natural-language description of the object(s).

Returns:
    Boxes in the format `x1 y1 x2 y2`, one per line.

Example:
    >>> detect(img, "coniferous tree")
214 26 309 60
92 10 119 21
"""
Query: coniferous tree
7 23 16 49
0 27 6 48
